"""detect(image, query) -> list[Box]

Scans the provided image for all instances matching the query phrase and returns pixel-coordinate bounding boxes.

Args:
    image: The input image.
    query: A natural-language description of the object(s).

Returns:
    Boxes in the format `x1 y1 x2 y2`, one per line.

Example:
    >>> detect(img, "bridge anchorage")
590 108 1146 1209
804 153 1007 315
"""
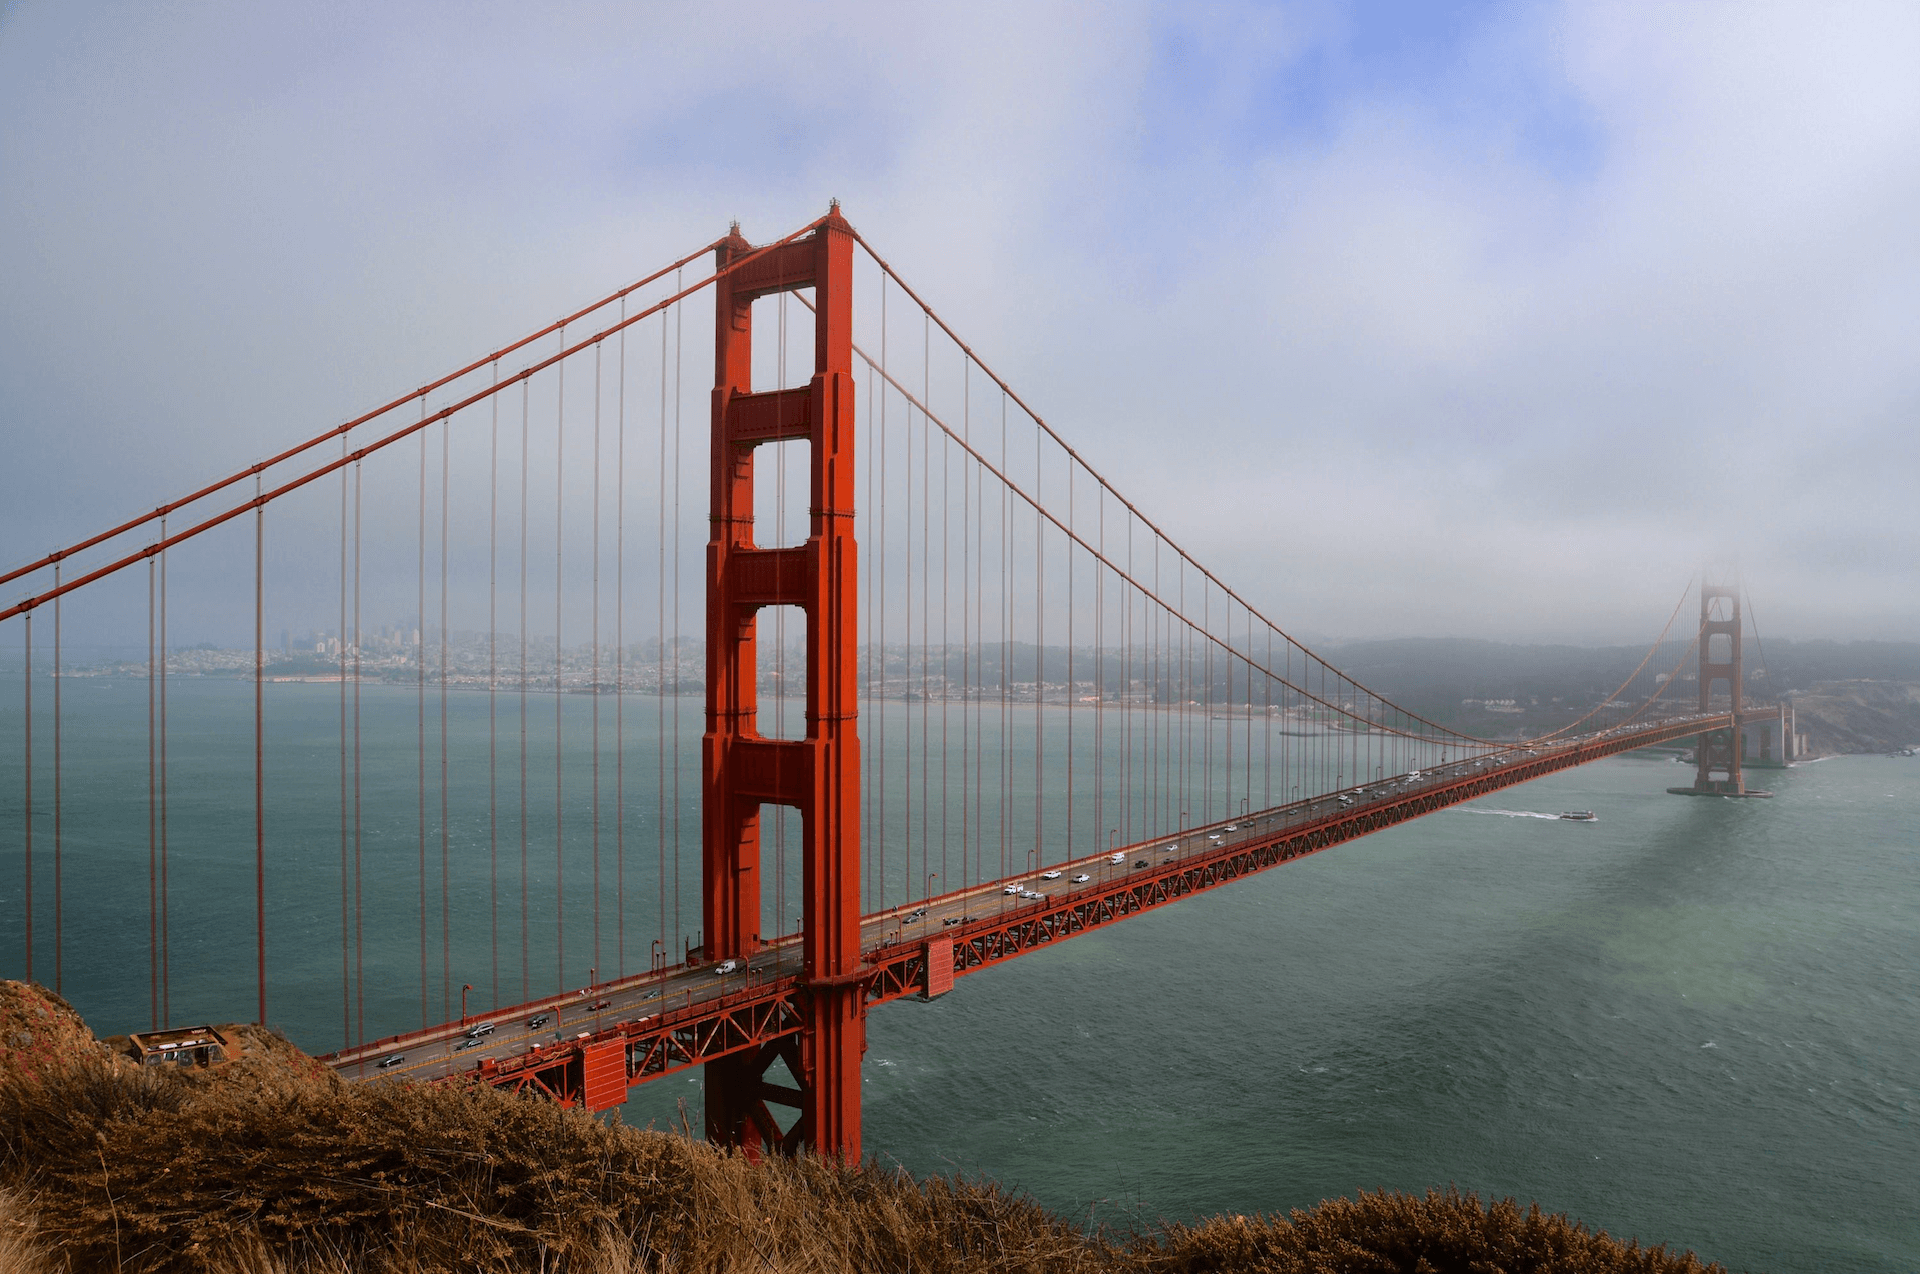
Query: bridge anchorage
6 202 1787 1170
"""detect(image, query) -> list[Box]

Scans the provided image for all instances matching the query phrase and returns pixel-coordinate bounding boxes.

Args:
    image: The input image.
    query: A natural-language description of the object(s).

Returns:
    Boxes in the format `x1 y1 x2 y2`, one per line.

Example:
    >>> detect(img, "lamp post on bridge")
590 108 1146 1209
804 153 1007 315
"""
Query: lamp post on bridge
926 872 938 901
460 984 471 1027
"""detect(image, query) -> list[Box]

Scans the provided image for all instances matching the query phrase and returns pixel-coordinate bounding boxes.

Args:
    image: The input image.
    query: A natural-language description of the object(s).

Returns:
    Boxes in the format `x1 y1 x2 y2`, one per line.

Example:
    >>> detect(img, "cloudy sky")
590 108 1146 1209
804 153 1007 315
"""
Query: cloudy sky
2 0 1916 645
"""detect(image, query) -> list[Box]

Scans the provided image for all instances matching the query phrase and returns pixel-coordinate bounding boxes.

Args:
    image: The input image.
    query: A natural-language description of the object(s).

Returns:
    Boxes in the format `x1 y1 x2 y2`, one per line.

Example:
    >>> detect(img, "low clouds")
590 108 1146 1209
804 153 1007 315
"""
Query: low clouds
2 0 1914 642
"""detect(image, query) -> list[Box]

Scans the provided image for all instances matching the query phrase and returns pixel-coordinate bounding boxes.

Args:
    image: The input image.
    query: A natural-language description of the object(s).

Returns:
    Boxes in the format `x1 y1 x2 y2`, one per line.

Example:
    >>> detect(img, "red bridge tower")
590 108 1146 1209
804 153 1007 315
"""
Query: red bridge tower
702 207 865 1160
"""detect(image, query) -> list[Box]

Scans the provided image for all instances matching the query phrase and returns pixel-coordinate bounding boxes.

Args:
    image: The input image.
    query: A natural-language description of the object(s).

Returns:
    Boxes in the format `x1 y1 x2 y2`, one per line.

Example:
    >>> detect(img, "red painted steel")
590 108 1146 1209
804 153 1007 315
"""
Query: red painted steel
923 936 954 999
702 205 865 1162
364 713 1723 1116
581 1038 628 1113
864 714 1721 1003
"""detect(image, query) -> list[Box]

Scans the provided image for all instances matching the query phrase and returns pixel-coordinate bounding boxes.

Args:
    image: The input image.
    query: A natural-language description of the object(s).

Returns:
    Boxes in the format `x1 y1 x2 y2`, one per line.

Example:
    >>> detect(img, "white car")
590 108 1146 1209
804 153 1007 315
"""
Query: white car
1108 852 1126 864
1225 823 1237 831
1207 833 1222 841
1003 884 1022 895
1071 873 1090 884
1039 869 1062 880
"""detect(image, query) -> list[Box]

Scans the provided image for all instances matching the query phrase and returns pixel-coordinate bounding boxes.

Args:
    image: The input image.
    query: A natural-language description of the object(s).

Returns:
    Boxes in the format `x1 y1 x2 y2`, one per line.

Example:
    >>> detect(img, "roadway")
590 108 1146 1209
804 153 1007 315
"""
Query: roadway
329 715 1720 1088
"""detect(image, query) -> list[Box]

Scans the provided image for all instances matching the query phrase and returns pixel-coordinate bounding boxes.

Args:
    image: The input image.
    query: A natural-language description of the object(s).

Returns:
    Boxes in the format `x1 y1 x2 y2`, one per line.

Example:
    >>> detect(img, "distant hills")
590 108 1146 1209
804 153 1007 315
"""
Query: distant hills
1325 637 1920 751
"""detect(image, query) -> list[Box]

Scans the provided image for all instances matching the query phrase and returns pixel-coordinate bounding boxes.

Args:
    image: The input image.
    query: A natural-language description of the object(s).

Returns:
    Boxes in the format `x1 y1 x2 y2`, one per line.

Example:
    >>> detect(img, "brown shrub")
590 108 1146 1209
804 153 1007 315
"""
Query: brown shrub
0 1054 1735 1274
0 981 121 1088
1148 1187 1727 1274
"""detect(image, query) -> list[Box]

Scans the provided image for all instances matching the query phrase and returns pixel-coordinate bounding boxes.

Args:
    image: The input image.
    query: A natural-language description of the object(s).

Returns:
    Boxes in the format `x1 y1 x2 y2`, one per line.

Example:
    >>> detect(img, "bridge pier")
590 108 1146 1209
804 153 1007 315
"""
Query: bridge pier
702 205 866 1161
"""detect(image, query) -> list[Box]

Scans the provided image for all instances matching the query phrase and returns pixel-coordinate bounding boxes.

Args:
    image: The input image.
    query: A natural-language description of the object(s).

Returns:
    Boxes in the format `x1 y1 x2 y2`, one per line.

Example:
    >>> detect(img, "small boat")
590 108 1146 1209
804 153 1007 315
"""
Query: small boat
1559 810 1596 821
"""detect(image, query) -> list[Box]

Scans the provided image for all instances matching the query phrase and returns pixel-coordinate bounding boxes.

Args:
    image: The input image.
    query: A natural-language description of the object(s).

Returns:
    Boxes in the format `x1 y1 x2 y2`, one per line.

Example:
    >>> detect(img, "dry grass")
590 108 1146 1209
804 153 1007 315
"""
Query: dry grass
0 981 1734 1274
0 1059 1103 1273
1146 1188 1729 1273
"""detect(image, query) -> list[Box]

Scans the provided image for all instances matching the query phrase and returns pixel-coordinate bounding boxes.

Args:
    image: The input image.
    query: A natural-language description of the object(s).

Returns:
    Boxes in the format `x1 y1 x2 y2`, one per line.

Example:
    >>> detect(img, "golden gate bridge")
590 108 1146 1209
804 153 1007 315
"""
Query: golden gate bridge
1 204 1782 1162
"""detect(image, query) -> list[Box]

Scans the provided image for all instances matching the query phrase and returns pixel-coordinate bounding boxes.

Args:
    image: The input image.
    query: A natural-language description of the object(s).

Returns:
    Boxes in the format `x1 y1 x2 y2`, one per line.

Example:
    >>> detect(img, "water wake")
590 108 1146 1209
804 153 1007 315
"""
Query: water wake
1450 807 1564 821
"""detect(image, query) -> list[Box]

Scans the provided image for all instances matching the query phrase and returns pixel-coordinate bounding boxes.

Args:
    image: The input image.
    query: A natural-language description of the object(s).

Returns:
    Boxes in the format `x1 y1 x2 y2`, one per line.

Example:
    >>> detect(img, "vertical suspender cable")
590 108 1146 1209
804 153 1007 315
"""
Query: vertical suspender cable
877 278 887 908
556 333 567 993
352 471 364 1045
941 325 950 900
1205 583 1214 823
901 296 913 900
160 519 170 1026
149 557 159 1029
615 302 626 978
1033 416 1043 873
489 362 500 1007
1167 564 1182 832
592 338 603 979
22 614 31 984
339 450 351 1046
440 415 451 1019
921 312 930 898
255 483 267 1025
959 356 968 893
862 360 875 911
519 378 530 1000
999 389 1008 895
672 283 684 954
52 566 60 992
418 408 429 1027
658 308 669 956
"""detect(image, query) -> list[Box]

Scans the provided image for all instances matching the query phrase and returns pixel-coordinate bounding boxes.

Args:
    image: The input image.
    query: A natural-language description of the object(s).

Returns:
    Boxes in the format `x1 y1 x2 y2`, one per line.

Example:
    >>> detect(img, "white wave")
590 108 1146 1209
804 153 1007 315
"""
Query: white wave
1448 806 1563 820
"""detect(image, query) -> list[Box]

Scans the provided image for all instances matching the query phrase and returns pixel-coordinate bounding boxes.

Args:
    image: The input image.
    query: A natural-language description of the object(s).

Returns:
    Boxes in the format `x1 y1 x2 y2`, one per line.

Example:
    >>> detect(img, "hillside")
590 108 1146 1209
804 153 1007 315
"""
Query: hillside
1786 680 1920 754
0 980 1736 1274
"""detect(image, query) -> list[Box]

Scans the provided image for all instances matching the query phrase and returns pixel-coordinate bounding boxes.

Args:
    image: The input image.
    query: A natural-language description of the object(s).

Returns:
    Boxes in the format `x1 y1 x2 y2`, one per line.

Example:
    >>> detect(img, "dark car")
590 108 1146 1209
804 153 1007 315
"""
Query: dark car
587 999 613 1011
1133 860 1148 869
377 1054 406 1069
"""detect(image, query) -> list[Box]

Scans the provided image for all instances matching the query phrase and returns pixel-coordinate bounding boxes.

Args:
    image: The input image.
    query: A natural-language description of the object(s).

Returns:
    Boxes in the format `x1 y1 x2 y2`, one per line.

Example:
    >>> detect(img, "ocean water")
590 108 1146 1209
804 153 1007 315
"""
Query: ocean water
2 675 1916 1271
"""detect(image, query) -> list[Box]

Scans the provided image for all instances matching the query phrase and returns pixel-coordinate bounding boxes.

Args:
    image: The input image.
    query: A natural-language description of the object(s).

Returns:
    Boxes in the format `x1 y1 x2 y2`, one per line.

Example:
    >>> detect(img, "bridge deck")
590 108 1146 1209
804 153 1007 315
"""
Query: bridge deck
323 712 1726 1103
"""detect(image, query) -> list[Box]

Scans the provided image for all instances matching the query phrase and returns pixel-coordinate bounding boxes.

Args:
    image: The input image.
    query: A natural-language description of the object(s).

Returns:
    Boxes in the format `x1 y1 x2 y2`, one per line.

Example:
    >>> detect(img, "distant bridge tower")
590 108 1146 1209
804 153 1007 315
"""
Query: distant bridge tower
1670 583 1768 798
701 206 865 1161
1691 584 1744 794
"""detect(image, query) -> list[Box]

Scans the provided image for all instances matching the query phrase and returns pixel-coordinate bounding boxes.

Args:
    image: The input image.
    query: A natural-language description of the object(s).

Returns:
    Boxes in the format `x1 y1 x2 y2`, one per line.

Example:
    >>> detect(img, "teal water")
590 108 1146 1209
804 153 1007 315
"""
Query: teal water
3 674 1916 1271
